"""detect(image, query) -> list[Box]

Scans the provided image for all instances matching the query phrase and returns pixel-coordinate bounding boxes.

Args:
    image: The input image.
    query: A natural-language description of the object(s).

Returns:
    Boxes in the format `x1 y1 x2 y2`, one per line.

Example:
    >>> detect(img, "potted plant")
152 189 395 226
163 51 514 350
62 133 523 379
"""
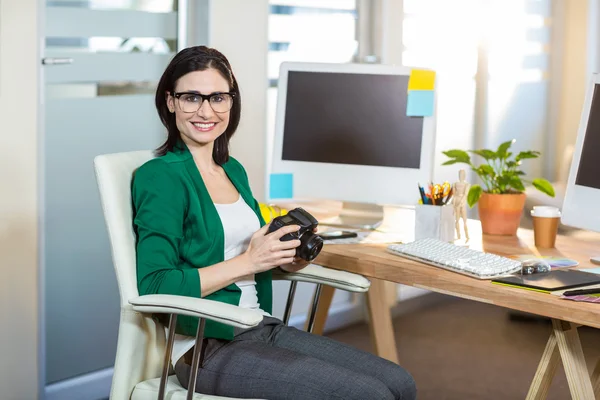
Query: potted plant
442 139 555 235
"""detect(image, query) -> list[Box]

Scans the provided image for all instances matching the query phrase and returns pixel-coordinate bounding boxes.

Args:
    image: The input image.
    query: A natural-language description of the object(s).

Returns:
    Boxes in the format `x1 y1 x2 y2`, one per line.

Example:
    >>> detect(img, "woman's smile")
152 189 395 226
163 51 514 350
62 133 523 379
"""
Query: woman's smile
190 121 217 132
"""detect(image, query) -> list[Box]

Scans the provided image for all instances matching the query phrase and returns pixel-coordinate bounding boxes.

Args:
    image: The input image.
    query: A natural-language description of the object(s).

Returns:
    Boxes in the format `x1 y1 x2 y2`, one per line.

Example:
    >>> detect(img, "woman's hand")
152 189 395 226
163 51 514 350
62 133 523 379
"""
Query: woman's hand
278 227 318 272
279 257 310 273
244 224 302 274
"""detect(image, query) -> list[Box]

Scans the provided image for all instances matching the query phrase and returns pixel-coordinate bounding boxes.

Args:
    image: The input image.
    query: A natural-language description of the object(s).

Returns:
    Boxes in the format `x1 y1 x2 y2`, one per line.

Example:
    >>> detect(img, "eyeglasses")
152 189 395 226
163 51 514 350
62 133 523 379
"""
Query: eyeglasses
173 91 235 114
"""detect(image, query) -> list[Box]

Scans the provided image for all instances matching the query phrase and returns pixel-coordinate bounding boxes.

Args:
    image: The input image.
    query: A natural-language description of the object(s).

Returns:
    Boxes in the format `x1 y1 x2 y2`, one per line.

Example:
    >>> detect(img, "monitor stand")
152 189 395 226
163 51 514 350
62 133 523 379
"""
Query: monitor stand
321 201 384 230
320 202 415 231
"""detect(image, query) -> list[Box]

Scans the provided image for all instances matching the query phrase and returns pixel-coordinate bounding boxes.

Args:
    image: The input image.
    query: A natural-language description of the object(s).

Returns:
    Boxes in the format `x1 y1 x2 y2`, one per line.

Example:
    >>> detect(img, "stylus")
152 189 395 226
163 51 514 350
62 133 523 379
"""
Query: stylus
563 288 600 296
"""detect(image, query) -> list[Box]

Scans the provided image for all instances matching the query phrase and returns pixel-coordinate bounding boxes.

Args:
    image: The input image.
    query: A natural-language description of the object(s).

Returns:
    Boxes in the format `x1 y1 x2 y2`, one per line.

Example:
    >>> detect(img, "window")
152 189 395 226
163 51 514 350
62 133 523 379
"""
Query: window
402 0 552 182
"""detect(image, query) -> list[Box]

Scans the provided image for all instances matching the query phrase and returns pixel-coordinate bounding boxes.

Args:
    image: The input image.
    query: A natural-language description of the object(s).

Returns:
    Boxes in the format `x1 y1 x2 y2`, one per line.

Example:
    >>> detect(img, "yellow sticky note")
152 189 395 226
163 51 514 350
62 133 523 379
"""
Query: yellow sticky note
408 69 436 91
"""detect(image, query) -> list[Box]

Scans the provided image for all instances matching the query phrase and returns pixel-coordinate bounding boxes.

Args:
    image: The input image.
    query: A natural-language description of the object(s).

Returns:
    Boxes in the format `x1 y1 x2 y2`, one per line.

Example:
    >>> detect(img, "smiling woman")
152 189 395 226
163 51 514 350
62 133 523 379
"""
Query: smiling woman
167 69 232 146
154 47 242 164
131 45 416 400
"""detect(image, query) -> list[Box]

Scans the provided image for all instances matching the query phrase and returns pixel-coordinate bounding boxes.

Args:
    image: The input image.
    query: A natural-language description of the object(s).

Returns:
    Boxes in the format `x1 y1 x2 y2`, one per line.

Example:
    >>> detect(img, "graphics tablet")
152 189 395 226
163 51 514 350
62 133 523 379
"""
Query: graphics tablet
492 270 600 291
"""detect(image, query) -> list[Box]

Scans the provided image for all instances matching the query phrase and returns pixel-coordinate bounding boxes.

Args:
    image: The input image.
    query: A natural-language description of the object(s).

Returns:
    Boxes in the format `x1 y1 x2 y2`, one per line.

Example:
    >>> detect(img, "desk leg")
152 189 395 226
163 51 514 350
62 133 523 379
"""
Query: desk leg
552 320 595 400
525 331 560 400
366 278 399 364
304 286 335 335
591 358 600 399
527 321 596 400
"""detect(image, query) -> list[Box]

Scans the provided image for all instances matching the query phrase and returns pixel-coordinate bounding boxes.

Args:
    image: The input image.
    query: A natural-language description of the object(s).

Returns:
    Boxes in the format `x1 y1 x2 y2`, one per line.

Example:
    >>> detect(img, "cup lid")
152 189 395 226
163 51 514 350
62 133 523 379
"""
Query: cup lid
531 206 561 217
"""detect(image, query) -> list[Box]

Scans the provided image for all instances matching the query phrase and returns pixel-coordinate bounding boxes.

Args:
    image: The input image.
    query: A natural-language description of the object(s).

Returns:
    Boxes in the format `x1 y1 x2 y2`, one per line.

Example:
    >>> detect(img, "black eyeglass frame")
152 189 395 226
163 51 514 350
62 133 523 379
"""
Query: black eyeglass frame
172 91 236 114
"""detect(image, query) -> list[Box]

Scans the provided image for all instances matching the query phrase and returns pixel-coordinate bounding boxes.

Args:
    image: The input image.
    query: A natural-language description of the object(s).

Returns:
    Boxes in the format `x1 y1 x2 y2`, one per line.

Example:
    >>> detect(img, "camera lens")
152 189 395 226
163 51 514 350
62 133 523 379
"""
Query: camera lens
298 233 324 261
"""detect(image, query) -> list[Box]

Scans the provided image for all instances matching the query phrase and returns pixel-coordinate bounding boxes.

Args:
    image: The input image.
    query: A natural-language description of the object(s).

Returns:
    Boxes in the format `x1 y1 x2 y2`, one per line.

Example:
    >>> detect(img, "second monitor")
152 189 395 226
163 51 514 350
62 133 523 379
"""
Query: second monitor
270 62 437 227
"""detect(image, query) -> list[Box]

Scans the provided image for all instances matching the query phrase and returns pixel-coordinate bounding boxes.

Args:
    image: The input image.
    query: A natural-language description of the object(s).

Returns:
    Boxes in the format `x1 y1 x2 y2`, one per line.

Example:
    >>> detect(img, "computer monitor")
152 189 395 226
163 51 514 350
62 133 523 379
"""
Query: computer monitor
562 73 600 263
269 62 437 228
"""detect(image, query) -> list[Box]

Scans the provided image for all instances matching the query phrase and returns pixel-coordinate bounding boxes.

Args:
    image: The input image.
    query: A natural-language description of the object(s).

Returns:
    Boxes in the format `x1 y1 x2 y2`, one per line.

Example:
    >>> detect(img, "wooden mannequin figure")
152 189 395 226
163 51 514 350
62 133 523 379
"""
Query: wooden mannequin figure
452 169 470 242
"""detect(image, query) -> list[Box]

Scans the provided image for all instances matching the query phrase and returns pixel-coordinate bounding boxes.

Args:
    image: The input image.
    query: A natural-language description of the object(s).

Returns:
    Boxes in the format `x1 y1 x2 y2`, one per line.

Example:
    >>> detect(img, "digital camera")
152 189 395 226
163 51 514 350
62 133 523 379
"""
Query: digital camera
267 207 323 262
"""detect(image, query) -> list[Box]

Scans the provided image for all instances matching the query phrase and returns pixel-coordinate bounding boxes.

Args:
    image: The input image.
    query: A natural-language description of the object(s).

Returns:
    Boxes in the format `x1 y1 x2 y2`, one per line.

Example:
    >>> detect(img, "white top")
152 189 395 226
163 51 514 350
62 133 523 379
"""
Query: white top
168 195 266 366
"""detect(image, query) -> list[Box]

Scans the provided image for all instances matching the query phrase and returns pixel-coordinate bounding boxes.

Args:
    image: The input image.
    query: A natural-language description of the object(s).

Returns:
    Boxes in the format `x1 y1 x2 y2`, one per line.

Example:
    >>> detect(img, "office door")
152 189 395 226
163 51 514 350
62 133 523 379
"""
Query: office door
42 0 184 387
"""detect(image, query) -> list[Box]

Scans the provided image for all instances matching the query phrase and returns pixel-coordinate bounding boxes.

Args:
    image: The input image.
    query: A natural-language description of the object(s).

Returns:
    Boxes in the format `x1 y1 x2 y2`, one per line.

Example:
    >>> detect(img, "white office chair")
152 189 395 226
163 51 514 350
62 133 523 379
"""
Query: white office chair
93 150 371 400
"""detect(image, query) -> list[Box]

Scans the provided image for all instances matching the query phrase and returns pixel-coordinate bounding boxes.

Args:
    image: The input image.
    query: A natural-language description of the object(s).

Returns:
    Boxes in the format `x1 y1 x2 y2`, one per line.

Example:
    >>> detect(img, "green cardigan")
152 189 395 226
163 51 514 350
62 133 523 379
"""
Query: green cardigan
131 144 271 340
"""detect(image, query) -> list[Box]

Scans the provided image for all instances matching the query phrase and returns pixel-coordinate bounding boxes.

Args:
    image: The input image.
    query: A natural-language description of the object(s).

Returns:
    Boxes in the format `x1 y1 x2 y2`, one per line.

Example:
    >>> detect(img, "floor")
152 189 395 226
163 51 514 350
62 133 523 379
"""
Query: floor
326 294 600 400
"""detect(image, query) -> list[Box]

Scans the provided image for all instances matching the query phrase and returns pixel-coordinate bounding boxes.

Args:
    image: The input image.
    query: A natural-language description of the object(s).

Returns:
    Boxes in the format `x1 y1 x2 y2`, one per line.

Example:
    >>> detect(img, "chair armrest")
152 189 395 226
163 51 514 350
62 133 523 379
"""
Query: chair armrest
273 264 371 293
129 294 263 329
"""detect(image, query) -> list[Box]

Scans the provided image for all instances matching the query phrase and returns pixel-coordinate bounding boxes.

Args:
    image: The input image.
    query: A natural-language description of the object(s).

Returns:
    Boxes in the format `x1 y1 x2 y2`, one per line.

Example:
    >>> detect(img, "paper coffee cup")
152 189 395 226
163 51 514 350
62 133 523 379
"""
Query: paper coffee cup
530 207 561 248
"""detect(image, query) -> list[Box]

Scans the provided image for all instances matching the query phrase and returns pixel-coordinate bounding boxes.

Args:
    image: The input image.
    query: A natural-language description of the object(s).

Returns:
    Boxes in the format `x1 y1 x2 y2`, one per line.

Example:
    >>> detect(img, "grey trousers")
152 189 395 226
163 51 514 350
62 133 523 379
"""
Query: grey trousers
174 317 416 400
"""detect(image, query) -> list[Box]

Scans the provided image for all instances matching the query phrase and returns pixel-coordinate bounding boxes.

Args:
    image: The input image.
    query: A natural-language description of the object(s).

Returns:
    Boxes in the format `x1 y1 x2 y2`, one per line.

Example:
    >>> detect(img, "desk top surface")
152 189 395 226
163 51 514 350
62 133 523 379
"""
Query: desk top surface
315 223 600 329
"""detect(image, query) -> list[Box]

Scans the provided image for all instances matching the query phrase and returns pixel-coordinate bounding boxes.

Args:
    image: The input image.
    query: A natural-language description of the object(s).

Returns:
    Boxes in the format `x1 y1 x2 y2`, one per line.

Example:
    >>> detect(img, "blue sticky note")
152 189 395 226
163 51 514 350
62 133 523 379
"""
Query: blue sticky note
269 173 293 199
406 90 435 117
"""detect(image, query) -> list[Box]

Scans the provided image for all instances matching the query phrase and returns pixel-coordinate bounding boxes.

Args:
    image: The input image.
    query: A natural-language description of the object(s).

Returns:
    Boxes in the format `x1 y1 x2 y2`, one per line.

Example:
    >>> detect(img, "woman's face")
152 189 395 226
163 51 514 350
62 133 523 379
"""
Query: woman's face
167 68 231 150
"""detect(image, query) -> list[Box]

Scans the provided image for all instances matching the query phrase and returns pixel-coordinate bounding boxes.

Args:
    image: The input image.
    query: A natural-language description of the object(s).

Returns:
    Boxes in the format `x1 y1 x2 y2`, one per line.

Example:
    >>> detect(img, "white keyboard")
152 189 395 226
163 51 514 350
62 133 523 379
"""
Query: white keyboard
387 238 522 279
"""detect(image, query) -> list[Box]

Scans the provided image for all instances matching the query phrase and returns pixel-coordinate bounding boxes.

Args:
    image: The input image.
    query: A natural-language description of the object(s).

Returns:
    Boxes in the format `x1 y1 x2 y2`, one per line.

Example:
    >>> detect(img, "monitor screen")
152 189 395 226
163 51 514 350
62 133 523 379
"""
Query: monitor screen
281 71 424 169
575 84 600 190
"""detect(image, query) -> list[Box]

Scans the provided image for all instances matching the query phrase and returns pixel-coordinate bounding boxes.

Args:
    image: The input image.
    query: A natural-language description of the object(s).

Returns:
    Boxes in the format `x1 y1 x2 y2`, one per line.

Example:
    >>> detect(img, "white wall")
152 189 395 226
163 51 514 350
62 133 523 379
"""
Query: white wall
588 0 600 77
555 0 589 178
208 0 269 203
0 0 41 398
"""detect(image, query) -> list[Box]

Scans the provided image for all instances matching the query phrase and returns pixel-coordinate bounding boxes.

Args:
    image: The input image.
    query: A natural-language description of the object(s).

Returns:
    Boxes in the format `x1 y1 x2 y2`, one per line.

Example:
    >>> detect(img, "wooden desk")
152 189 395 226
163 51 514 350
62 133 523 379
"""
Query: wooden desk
313 225 600 399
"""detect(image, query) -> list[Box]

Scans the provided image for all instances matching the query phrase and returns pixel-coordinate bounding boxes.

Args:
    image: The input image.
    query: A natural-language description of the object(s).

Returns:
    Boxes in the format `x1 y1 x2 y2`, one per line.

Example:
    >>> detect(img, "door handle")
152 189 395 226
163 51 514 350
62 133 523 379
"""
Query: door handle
41 57 74 65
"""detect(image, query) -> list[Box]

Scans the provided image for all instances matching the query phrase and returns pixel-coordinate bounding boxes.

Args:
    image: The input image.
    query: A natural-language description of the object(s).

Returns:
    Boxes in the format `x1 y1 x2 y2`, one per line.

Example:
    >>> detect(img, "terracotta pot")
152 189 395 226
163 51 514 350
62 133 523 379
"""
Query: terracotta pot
478 192 526 235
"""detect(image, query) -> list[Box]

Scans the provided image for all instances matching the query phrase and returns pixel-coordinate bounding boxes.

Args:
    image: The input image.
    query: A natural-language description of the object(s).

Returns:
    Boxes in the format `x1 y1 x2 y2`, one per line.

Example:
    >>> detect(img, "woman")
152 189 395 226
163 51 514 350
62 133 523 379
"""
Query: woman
132 45 416 400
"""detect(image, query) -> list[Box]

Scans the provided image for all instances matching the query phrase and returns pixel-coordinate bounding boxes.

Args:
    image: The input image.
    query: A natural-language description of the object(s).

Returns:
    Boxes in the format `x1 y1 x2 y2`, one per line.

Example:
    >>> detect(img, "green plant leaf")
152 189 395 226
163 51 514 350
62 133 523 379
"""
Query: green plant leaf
442 149 470 164
442 159 461 165
496 140 515 159
509 176 525 192
469 149 497 160
477 164 495 176
515 170 526 175
532 178 555 197
515 151 540 161
467 184 483 208
497 175 511 189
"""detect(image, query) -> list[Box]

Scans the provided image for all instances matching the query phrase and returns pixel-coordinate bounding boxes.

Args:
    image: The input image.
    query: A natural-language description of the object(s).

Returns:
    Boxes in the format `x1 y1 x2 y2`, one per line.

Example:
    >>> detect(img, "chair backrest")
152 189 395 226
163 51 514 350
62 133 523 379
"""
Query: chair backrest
94 150 167 399
94 150 153 306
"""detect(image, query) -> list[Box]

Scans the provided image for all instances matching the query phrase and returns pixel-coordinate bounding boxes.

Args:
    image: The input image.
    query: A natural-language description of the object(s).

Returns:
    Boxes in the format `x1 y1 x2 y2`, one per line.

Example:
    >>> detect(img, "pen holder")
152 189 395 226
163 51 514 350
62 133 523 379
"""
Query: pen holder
415 205 455 242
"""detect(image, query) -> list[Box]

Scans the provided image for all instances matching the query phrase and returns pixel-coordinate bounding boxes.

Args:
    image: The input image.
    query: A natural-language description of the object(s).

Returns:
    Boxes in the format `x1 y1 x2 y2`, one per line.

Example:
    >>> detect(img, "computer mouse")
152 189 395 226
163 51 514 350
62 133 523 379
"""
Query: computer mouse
521 259 552 275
